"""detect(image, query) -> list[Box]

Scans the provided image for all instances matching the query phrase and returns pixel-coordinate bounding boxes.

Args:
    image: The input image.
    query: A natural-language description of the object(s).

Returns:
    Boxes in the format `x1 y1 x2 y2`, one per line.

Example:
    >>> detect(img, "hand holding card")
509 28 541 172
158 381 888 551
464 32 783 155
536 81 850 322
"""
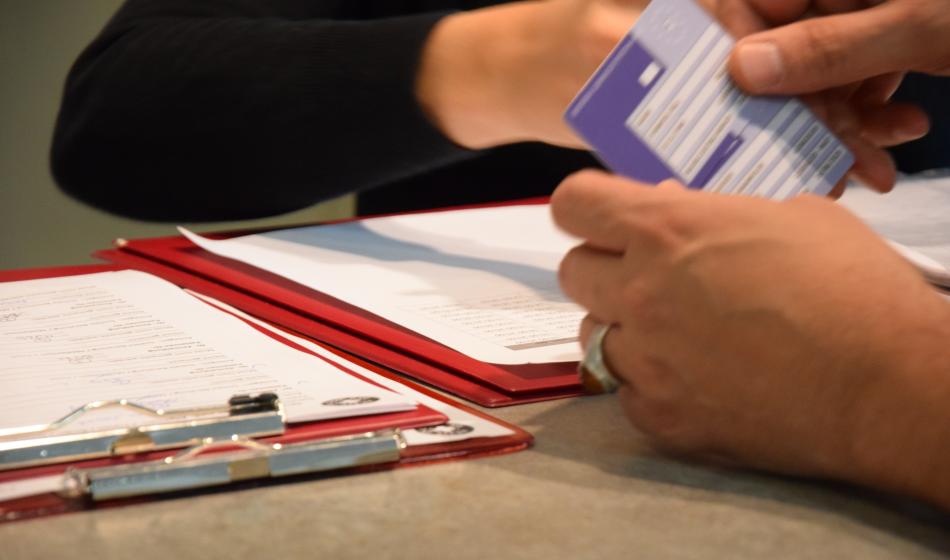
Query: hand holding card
565 0 855 199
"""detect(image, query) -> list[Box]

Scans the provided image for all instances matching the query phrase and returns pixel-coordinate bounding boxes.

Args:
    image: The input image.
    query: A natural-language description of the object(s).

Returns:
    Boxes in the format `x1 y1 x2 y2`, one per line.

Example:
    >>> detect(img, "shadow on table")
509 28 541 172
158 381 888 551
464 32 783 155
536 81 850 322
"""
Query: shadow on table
494 395 950 554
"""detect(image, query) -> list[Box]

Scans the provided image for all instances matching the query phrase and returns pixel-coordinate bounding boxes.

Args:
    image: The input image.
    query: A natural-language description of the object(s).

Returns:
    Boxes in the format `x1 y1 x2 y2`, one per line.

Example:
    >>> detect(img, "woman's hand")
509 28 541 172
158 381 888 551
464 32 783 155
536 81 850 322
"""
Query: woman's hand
415 0 645 150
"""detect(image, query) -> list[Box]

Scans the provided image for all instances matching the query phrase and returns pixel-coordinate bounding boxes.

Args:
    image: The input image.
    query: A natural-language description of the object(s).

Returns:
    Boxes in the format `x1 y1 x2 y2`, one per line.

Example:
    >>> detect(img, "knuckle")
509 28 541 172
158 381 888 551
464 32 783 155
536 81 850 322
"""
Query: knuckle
557 245 584 296
619 209 682 248
618 281 668 331
711 0 759 37
618 281 648 318
637 203 694 241
797 21 849 77
588 20 625 55
658 207 693 237
551 169 605 213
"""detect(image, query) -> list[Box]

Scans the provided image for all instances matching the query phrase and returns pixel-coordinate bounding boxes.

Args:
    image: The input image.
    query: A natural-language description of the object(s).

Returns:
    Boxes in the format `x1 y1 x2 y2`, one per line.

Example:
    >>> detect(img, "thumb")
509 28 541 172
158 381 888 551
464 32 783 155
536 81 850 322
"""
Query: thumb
728 3 923 95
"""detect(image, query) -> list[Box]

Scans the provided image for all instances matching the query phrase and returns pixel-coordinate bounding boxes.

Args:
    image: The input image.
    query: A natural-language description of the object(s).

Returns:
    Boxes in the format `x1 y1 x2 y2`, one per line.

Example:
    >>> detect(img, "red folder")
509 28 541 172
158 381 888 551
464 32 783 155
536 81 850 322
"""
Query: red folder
0 264 532 522
96 199 585 407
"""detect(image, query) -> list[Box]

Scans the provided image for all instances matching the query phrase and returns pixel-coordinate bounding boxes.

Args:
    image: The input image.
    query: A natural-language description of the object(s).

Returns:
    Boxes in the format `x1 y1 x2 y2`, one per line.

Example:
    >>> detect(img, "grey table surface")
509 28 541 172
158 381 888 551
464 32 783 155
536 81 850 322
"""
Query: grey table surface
2 394 949 559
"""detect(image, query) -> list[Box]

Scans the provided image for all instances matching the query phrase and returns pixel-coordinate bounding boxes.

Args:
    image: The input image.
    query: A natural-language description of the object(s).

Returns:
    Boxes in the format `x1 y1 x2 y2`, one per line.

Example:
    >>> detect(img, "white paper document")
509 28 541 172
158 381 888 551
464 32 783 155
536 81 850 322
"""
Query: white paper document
840 173 950 287
0 270 415 433
190 293 516 444
181 204 586 364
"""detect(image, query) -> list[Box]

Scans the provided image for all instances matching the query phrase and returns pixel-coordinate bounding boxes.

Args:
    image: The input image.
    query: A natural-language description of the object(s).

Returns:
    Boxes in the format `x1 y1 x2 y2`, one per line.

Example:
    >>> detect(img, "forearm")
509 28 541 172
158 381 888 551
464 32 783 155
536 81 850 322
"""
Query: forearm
52 0 473 221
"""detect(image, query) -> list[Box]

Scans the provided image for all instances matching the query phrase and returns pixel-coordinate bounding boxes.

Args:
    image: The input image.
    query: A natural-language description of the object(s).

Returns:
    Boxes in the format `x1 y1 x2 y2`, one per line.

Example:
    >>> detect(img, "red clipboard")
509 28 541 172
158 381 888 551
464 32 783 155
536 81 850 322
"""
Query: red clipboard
0 264 533 522
96 199 585 407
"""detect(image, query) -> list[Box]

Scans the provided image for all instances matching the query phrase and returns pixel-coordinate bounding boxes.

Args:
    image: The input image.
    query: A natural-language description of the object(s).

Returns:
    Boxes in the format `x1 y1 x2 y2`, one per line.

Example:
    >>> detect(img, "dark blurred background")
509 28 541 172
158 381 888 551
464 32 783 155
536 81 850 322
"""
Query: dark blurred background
0 0 354 270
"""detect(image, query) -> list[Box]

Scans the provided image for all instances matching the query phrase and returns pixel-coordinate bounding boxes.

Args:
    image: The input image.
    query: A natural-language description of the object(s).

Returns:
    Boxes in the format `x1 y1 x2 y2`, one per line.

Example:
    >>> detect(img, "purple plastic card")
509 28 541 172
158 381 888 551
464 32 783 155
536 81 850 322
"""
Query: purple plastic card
565 0 853 198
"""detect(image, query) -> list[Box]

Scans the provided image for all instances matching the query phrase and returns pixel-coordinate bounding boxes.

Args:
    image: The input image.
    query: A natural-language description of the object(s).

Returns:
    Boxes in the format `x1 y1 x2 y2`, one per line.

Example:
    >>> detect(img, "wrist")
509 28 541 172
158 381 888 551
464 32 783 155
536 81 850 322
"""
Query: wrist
843 295 950 509
415 4 538 149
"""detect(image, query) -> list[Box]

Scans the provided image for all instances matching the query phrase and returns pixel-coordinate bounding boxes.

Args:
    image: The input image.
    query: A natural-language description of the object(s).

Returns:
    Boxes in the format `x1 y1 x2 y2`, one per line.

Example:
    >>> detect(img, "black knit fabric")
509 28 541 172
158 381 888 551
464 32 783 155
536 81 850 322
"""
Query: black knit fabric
50 0 949 221
50 0 599 221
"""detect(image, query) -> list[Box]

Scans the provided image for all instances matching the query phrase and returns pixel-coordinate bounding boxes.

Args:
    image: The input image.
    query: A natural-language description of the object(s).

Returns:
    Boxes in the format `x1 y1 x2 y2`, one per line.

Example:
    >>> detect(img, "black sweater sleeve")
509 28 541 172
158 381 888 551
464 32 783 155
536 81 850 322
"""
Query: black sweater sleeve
51 0 476 221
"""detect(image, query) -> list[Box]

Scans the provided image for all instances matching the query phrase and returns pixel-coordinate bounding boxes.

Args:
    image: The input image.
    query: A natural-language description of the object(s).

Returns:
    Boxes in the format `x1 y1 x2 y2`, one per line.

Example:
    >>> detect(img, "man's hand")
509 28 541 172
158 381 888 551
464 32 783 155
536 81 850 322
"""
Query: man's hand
730 0 950 95
551 169 950 509
726 0 946 191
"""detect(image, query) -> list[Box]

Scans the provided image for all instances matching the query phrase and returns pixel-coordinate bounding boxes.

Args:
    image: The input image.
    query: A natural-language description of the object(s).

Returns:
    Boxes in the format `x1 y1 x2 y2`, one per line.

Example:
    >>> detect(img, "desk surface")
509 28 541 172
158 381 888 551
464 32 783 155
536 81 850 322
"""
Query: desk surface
3 395 949 559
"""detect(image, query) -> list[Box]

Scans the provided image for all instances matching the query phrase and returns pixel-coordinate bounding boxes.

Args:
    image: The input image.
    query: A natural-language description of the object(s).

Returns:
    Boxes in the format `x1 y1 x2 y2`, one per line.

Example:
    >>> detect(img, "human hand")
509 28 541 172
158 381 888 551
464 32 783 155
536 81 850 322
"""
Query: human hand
726 0 945 191
415 0 645 150
729 0 950 95
551 169 950 507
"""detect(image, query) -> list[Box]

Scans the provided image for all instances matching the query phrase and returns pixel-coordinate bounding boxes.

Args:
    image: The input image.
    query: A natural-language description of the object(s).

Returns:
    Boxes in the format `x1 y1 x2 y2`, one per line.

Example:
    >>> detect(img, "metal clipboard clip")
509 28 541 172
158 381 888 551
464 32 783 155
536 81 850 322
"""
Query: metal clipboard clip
61 430 406 501
0 393 285 471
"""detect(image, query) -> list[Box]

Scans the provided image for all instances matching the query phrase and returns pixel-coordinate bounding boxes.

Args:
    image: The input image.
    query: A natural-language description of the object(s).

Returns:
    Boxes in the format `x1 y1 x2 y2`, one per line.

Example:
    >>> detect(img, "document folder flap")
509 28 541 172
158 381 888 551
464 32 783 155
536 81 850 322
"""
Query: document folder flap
120 236 579 391
99 245 583 407
95 199 586 405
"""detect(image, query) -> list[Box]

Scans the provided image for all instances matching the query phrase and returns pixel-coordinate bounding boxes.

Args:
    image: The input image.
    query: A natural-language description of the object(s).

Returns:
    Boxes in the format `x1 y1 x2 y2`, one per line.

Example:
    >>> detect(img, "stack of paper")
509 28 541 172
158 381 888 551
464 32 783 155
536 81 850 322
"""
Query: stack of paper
0 270 416 432
181 204 585 366
840 173 950 288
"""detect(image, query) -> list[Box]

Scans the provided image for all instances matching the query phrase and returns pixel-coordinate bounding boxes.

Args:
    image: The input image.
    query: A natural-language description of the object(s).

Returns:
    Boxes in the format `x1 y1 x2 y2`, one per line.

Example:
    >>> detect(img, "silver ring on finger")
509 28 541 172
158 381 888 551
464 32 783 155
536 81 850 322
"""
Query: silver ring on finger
578 323 620 394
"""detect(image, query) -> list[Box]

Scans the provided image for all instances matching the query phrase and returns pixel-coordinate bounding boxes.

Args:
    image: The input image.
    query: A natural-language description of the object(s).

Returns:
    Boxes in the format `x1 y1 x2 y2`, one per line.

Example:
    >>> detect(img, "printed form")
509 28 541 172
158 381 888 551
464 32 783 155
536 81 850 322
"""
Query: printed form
182 204 585 365
566 0 853 198
193 294 516 445
0 270 415 433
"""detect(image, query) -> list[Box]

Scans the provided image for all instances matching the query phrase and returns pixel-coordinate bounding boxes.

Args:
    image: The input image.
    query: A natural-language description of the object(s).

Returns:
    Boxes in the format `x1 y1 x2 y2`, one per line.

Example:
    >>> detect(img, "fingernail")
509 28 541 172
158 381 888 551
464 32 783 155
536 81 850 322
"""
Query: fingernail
897 120 929 142
832 108 860 136
734 41 784 92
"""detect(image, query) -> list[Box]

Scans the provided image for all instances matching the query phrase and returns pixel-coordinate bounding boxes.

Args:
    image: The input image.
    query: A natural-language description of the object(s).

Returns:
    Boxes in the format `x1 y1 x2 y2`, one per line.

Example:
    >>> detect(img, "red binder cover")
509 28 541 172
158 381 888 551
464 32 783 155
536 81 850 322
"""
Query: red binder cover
96 200 585 407
0 264 533 522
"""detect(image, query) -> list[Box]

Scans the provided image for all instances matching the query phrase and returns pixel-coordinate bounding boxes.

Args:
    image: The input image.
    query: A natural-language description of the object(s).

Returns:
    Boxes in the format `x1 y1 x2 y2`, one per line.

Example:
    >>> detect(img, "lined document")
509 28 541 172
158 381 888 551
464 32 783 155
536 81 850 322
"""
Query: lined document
192 293 516 445
0 271 415 432
182 204 586 365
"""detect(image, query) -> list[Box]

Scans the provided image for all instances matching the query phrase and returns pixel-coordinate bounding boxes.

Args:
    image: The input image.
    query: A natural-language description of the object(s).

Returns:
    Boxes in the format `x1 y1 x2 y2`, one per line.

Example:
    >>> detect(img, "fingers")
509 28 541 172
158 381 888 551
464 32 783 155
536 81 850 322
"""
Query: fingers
735 0 810 25
579 315 633 386
852 72 905 106
801 93 899 192
560 244 628 324
857 102 930 147
826 178 848 199
711 0 768 38
728 3 922 95
842 133 897 192
812 0 869 14
550 169 673 252
805 73 927 147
